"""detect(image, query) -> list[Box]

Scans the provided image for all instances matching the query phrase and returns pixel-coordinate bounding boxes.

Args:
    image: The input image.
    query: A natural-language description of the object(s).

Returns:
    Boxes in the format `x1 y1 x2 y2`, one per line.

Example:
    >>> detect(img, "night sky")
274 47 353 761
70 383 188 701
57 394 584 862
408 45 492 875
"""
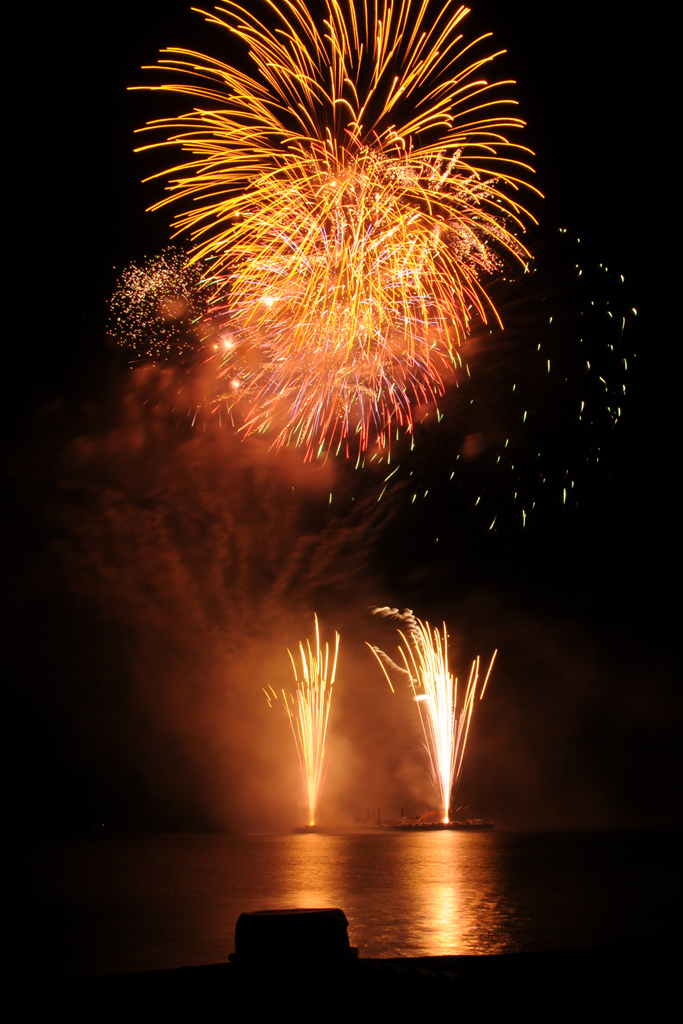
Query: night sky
4 1 678 834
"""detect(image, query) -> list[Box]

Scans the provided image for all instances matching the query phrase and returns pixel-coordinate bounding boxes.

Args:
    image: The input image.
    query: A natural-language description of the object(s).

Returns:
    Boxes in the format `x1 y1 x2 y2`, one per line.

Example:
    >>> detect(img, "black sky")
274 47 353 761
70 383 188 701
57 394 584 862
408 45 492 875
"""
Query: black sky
4 2 678 831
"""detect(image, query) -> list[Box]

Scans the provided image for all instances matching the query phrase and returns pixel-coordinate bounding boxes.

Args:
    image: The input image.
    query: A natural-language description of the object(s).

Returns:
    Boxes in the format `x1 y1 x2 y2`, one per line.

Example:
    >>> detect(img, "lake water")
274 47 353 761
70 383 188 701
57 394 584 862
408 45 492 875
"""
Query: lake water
8 828 680 982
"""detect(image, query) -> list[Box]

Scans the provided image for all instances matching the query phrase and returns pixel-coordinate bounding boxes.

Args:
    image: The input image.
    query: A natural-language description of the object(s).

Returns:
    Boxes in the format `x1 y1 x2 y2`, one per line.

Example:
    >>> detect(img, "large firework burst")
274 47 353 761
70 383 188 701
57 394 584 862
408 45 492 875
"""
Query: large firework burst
134 1 538 457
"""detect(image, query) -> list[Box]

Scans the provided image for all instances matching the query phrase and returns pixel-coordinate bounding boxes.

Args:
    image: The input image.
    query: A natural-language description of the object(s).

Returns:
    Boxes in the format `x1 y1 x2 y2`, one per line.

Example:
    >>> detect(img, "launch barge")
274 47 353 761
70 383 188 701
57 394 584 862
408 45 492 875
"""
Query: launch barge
363 819 494 832
357 808 494 831
388 819 493 831
291 820 493 833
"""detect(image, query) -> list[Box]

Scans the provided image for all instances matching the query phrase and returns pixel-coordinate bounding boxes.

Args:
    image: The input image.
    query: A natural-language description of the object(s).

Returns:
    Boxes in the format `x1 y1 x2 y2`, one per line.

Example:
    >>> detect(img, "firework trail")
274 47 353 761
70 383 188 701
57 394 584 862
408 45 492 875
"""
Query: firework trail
265 616 339 826
134 0 538 458
369 612 496 822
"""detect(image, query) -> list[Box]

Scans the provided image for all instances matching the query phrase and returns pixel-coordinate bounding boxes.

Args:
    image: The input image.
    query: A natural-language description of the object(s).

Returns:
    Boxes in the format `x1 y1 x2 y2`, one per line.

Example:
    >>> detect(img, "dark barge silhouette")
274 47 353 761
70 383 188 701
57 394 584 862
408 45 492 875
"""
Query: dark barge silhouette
293 818 494 833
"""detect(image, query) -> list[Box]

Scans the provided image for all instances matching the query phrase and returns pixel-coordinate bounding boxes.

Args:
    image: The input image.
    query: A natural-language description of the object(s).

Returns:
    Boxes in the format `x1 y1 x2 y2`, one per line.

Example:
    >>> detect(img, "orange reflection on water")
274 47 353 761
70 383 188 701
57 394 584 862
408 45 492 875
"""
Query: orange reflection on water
273 832 513 957
399 832 510 956
269 833 343 911
18 829 671 982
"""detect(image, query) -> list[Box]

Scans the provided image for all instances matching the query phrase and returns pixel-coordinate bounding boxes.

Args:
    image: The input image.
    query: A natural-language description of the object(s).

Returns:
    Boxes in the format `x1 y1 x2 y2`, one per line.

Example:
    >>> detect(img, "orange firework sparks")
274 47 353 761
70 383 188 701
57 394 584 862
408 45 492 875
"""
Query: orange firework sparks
265 616 339 826
133 0 539 458
370 614 496 822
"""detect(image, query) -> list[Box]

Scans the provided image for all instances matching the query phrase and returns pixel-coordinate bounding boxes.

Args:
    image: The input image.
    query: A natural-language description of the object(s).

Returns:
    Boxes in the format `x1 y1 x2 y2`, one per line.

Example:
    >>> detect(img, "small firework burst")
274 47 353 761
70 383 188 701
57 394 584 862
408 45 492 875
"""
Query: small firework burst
108 248 213 362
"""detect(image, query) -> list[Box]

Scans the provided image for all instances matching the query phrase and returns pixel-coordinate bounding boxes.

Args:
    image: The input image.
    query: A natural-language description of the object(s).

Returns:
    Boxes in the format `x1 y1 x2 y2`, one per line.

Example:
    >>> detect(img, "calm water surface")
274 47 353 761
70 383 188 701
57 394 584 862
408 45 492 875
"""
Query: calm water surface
8 829 679 982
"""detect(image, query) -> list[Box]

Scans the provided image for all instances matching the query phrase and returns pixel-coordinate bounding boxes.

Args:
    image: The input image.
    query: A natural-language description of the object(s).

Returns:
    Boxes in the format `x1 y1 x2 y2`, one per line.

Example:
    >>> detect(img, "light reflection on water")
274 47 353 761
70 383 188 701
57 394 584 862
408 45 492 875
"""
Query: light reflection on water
10 829 678 981
271 833 512 957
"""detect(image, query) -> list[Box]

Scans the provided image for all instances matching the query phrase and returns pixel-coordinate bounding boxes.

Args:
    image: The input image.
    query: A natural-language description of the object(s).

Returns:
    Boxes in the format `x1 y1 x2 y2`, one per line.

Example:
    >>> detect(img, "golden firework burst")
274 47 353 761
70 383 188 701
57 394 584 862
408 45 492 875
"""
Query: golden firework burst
134 1 539 457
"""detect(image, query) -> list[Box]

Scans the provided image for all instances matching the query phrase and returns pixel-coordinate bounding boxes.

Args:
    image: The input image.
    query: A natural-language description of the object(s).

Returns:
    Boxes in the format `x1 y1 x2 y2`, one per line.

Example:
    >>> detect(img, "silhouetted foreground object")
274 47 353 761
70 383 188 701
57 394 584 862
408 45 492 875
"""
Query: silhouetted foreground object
15 908 680 1017
231 908 357 963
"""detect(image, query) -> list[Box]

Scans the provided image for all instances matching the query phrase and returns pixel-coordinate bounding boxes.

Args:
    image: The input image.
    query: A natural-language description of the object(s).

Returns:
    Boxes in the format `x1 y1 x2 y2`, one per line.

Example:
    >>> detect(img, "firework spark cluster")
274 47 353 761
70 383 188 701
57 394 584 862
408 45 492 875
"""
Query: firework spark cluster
108 248 212 361
372 231 634 538
133 0 537 457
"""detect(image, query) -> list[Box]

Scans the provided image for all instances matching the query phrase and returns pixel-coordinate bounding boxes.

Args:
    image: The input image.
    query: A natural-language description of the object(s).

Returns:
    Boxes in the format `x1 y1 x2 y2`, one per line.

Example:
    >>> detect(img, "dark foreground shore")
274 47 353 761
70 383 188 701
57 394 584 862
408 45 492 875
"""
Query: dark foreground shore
17 943 679 1015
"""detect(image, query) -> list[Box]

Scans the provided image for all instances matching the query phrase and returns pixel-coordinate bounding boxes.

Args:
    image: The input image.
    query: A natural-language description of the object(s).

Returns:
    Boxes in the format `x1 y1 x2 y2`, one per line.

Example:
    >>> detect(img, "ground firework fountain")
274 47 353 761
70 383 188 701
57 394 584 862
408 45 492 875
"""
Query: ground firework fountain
265 617 339 826
369 609 496 822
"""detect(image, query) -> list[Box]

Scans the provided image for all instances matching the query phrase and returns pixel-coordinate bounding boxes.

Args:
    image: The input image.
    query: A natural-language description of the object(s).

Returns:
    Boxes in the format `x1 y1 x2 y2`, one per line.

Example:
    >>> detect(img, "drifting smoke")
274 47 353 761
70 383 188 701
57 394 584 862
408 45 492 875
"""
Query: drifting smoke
4 364 397 831
4 356 677 832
